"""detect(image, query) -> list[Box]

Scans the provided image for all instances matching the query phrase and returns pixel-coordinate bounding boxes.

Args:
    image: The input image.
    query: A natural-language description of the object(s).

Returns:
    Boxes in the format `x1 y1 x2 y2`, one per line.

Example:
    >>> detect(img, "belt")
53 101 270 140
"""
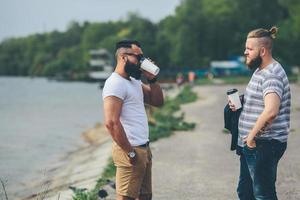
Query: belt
138 141 150 148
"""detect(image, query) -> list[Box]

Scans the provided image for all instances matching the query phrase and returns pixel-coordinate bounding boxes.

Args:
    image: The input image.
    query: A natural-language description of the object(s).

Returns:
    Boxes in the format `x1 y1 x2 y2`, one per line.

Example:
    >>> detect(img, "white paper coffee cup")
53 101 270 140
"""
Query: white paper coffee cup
140 58 160 76
227 89 242 110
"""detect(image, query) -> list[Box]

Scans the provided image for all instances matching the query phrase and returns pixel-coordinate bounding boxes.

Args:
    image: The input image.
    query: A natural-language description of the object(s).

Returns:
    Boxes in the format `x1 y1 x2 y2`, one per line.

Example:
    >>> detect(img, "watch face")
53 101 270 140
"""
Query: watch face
128 151 135 158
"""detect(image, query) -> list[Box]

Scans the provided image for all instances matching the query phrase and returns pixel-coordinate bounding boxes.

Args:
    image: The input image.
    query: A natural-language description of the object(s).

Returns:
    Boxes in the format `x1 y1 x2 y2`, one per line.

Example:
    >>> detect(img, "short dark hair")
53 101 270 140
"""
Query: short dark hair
115 40 141 50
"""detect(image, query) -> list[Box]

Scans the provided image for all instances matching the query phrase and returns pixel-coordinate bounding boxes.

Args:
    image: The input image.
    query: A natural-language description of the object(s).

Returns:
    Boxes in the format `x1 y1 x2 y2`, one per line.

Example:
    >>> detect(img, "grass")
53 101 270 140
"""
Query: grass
195 76 250 85
69 159 116 200
71 85 197 200
196 74 299 85
149 86 196 141
195 77 214 85
220 76 251 84
288 75 300 83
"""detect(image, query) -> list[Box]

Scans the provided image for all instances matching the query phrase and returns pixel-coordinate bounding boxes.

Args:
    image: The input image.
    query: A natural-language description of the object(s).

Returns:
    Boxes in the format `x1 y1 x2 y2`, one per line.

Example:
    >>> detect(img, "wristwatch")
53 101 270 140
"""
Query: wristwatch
147 77 157 84
128 150 136 158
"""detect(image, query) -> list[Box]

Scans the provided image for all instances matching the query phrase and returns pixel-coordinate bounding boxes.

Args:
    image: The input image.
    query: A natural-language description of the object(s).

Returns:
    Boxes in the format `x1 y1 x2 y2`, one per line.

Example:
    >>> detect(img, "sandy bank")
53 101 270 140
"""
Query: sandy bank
16 123 112 200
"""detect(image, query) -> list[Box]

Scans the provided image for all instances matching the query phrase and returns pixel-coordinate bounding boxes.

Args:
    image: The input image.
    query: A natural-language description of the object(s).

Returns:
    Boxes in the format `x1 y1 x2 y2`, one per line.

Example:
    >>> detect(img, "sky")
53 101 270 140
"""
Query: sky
0 0 182 42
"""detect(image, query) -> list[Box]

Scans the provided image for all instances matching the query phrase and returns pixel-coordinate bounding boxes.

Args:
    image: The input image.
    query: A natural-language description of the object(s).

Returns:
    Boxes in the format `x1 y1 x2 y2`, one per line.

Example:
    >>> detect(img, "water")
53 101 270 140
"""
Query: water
0 77 103 196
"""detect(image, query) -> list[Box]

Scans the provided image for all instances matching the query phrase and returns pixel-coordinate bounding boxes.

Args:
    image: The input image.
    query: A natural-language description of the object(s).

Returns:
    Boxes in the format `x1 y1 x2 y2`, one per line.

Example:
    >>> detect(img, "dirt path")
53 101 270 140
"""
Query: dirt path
151 84 300 200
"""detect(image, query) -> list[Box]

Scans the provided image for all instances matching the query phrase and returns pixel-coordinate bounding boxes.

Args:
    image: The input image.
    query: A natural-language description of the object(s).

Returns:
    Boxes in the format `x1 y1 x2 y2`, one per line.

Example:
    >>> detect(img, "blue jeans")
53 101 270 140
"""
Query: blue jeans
237 139 287 200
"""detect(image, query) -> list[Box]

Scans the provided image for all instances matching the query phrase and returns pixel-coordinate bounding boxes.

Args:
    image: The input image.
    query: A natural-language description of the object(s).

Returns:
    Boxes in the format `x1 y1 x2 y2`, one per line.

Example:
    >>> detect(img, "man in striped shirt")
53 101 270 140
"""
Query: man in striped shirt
229 26 291 200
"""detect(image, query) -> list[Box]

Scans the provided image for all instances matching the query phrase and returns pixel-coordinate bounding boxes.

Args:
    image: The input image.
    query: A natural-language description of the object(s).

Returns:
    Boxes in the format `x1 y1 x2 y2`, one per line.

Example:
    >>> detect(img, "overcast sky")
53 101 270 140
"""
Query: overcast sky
0 0 181 42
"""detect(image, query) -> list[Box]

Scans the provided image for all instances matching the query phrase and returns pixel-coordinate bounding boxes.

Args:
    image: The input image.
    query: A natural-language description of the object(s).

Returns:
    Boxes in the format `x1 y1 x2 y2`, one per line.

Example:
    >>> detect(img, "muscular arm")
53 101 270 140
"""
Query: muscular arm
247 92 281 142
142 83 164 107
103 96 133 153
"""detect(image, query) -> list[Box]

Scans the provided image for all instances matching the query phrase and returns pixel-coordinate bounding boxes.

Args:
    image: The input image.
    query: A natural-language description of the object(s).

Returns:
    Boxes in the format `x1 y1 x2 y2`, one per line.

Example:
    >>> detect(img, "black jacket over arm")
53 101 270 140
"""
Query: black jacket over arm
224 95 244 151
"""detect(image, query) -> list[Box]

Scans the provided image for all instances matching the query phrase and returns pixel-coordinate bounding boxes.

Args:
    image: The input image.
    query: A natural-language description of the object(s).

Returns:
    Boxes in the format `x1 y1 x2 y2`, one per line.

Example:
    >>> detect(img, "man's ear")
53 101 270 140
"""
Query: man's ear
123 55 128 63
119 55 126 63
260 47 266 57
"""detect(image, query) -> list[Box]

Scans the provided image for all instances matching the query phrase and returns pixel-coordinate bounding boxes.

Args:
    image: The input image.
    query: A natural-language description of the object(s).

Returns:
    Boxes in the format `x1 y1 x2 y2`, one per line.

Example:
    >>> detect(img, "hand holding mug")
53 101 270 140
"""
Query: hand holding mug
140 57 160 76
228 99 237 112
227 89 242 111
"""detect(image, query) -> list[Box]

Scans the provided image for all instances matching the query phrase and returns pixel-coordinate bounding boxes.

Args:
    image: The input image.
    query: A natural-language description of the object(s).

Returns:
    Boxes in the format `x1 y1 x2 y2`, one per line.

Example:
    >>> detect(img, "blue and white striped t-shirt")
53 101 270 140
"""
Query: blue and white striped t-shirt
238 61 291 147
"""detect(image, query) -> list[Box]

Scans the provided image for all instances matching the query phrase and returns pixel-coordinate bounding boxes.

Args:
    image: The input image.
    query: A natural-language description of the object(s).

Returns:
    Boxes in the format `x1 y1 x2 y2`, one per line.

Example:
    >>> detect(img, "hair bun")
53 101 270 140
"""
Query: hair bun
269 26 278 39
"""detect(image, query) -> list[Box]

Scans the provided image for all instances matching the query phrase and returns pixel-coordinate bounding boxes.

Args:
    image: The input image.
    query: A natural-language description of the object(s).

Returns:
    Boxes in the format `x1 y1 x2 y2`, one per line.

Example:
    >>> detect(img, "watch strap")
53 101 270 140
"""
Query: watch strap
147 77 157 84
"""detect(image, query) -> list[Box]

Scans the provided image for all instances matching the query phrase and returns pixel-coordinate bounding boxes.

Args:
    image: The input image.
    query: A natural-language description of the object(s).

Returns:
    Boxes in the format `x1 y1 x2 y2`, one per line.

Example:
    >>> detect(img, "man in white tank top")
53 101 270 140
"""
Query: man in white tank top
102 40 164 200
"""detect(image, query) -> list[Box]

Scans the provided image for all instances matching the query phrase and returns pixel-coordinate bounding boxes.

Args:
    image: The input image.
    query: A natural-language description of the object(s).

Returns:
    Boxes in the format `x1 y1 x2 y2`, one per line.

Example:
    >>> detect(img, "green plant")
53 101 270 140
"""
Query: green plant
149 86 196 141
101 158 115 179
70 187 97 200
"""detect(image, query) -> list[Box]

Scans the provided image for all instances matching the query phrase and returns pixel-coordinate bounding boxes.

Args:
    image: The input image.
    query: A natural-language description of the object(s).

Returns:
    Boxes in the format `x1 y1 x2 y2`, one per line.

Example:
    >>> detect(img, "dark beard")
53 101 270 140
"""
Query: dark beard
247 55 262 70
124 60 142 80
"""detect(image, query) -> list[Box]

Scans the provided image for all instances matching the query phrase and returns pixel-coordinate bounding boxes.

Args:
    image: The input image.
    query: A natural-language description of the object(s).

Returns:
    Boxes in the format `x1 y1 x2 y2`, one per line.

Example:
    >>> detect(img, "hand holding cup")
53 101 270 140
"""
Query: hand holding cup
227 88 242 111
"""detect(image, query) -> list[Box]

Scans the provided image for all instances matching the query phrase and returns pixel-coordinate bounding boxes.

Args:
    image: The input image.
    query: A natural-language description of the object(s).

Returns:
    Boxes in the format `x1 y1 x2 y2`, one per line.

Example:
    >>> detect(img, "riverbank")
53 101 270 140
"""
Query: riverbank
17 123 111 200
15 83 182 200
0 77 105 200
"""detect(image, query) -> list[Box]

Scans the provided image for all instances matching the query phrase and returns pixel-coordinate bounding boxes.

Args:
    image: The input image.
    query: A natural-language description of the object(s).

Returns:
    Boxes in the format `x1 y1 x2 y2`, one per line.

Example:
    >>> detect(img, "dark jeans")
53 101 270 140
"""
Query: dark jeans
237 139 287 200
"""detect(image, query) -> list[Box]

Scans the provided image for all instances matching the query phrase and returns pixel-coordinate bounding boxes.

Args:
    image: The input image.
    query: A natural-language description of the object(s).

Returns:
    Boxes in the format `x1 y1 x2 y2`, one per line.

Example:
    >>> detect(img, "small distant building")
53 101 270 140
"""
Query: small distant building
88 49 114 81
210 57 249 77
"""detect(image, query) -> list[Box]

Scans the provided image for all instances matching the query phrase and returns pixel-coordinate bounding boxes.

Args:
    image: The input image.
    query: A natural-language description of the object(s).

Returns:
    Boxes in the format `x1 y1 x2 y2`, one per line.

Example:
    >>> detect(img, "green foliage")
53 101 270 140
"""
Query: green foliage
101 158 115 179
70 186 98 200
149 86 197 141
222 128 230 134
1 0 299 77
174 85 198 104
196 75 299 85
221 76 251 84
195 77 214 85
196 76 250 85
70 159 116 200
288 75 299 83
126 14 158 58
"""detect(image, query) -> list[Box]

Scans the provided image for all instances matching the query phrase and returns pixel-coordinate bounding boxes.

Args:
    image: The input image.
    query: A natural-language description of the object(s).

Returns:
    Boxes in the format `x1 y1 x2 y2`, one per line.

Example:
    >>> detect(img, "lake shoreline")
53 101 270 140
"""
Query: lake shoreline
13 123 112 200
